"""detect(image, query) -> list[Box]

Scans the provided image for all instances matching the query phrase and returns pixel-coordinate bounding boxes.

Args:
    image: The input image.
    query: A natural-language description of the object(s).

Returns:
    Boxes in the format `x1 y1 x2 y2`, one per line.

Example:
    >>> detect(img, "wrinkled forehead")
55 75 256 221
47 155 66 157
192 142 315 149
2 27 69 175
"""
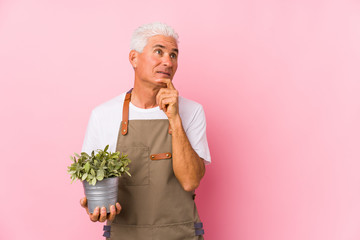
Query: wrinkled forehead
146 35 178 50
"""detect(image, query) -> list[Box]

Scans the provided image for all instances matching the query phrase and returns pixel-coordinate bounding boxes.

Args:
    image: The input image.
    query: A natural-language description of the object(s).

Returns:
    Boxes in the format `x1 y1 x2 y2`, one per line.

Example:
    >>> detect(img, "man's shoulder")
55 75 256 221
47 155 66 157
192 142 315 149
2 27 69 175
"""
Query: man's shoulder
178 96 205 126
179 96 203 113
91 92 126 116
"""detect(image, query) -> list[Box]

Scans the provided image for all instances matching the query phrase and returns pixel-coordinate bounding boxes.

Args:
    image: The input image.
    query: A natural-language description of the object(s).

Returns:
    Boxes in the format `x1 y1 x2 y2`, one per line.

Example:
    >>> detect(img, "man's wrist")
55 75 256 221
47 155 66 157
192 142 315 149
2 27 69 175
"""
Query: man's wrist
169 115 183 133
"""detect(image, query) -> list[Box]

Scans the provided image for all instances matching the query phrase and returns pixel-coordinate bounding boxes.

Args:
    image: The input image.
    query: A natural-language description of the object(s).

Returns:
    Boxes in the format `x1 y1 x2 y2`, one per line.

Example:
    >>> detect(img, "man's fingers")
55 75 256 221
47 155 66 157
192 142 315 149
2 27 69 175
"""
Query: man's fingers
80 197 90 215
161 97 174 111
115 202 122 214
156 89 178 109
108 205 116 221
107 203 122 222
85 202 120 222
99 207 107 222
90 207 100 222
80 197 87 207
158 94 164 111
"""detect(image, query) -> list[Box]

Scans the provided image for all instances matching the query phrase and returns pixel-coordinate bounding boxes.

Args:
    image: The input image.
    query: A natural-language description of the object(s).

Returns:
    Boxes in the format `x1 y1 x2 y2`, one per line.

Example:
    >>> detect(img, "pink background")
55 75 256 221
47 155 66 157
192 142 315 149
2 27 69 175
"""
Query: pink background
1 0 360 239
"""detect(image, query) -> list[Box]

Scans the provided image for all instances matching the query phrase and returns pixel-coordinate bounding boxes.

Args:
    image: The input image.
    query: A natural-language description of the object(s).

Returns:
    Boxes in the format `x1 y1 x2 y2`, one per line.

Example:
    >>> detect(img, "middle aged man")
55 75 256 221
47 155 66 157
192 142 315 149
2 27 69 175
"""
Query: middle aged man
79 22 211 239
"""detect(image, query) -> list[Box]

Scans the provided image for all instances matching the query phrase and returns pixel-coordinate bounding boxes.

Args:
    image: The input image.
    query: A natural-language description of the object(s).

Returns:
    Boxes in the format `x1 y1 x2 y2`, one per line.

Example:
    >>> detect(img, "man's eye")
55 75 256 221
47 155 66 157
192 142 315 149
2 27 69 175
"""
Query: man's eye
155 49 162 54
170 53 177 59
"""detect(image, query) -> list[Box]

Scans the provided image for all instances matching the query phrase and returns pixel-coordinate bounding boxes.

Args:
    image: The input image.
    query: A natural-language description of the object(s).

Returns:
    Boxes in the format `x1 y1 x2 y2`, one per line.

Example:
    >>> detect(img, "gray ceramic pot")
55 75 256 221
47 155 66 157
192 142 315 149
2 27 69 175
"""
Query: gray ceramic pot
83 177 119 213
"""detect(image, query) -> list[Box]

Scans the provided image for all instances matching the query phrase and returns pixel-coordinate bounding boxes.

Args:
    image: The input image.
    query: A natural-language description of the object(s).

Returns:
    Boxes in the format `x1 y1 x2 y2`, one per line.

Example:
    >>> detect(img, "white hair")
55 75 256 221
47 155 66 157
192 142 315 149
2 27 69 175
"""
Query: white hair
130 22 179 52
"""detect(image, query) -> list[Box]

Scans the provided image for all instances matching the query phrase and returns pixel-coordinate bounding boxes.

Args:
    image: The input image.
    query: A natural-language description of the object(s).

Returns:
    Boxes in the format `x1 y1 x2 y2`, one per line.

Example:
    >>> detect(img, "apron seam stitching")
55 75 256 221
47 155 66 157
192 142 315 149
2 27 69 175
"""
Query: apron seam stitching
111 220 194 228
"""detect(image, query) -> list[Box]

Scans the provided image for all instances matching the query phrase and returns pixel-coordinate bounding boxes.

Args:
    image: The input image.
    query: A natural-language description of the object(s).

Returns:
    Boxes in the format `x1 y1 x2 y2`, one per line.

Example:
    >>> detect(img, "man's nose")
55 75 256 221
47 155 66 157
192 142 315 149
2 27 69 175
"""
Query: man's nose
162 54 173 67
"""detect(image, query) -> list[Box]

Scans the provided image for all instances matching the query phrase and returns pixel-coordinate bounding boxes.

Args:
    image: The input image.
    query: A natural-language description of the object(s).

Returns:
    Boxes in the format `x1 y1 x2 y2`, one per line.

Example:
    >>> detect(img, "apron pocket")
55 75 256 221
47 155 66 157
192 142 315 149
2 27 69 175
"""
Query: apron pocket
117 146 150 186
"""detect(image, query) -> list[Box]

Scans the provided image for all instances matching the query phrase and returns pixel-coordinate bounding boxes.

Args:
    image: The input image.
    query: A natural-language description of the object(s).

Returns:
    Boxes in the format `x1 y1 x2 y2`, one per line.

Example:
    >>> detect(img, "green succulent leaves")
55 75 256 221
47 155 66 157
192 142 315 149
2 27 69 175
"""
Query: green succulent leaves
67 145 131 186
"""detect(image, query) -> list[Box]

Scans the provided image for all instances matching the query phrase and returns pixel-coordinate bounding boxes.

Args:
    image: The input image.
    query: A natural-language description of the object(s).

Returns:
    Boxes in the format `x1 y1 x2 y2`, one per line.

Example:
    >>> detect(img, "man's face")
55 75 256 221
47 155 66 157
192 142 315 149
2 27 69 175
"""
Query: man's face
134 35 178 87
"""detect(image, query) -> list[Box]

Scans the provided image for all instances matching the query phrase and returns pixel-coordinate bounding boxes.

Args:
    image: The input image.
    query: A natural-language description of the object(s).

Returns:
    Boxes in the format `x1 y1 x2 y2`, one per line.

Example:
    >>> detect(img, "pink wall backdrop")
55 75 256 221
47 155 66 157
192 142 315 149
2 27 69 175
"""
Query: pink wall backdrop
1 0 359 239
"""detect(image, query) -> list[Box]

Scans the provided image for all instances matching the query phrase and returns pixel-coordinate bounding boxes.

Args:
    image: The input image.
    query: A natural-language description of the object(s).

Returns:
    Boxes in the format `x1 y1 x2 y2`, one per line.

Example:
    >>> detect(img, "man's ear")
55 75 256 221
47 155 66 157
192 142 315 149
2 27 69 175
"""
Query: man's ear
129 50 138 69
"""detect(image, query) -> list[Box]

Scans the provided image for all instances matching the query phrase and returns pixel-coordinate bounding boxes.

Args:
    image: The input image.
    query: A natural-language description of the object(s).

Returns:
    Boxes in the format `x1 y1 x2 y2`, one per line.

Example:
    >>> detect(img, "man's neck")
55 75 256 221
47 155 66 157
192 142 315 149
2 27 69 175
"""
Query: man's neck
131 81 160 109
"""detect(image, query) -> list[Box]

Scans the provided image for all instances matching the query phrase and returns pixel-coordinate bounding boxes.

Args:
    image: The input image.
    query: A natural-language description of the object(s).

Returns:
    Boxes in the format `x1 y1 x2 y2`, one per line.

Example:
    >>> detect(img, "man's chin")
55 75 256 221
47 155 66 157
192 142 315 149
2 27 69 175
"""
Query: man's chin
157 82 168 88
153 79 171 87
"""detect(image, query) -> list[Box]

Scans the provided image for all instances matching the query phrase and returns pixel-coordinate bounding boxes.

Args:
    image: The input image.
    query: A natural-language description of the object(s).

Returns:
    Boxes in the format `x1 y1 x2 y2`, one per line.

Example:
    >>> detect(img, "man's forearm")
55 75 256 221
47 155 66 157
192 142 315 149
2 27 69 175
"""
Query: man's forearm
170 115 205 192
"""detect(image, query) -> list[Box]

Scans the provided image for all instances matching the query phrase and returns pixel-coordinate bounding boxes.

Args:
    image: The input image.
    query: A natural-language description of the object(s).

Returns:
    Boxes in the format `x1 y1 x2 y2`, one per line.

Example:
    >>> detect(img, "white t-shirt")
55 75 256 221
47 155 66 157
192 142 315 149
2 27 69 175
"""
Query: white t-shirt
82 92 211 165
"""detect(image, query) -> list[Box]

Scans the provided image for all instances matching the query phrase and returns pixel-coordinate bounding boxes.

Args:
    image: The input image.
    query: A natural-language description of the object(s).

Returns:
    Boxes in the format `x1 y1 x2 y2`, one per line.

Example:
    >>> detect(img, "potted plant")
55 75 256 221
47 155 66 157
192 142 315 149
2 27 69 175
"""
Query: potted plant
67 145 131 213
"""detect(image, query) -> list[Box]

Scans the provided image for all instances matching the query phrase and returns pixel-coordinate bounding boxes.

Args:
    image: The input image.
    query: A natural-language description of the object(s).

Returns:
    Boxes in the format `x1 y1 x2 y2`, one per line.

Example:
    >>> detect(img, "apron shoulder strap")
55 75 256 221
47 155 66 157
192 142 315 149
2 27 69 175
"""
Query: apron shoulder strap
121 89 132 135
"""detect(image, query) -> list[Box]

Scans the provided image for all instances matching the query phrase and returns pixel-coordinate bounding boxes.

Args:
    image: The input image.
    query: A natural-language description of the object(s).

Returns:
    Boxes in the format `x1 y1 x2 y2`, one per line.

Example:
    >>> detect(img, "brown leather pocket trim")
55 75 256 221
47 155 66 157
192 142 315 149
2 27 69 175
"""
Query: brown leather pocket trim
150 152 172 160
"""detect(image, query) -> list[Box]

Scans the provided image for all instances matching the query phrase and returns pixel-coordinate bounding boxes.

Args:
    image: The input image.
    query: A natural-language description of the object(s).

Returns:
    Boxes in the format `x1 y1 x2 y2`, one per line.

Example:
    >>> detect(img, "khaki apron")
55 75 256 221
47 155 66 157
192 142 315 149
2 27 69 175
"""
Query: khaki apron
104 89 204 240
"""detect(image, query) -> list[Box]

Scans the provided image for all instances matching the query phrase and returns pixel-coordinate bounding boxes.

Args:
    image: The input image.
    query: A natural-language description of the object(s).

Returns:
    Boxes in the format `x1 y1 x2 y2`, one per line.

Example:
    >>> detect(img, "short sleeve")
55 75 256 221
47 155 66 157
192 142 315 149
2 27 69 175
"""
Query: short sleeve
185 105 211 165
81 110 103 154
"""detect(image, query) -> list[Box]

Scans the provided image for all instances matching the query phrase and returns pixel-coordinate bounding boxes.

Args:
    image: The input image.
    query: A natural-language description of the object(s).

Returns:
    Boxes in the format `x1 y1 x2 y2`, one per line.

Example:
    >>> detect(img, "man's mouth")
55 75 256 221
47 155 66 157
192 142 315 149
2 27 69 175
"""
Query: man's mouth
157 71 171 77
